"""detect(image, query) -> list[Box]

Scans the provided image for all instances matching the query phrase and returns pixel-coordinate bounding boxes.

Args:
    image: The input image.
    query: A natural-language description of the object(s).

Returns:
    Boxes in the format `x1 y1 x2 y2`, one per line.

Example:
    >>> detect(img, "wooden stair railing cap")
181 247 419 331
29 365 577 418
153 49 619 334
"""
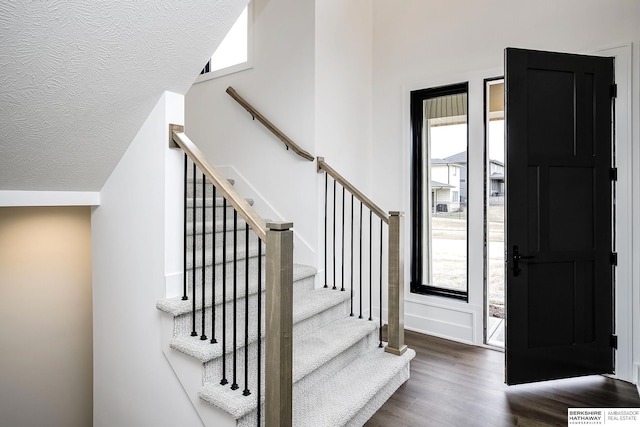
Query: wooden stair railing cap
226 86 315 162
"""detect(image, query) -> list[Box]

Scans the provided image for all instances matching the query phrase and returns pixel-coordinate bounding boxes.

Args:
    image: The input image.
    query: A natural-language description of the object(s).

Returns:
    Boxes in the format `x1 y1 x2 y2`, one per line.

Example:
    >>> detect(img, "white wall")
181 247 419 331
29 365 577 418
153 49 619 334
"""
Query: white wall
0 206 93 427
315 0 375 287
186 0 318 266
372 0 640 383
91 92 201 426
315 0 373 180
186 0 375 274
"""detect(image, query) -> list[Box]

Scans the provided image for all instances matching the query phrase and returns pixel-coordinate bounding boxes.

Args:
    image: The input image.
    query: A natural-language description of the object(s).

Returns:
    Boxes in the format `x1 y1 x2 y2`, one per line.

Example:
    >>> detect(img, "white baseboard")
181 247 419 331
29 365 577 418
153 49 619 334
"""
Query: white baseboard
165 272 183 299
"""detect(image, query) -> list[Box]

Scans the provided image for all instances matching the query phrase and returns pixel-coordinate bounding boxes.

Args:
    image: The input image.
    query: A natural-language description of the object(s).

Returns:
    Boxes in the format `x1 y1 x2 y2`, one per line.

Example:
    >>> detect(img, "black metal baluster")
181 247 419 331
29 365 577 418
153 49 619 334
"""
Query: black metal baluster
350 194 354 315
211 185 217 344
341 186 345 292
182 154 188 301
221 197 228 386
191 162 197 337
201 174 207 341
231 210 239 390
359 202 363 319
243 223 251 396
379 218 384 348
256 241 262 426
332 179 337 290
324 173 328 288
369 210 373 322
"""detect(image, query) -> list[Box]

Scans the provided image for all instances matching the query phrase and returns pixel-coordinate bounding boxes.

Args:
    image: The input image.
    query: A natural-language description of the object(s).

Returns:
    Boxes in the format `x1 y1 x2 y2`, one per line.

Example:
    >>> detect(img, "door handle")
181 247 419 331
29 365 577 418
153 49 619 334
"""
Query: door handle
513 245 534 277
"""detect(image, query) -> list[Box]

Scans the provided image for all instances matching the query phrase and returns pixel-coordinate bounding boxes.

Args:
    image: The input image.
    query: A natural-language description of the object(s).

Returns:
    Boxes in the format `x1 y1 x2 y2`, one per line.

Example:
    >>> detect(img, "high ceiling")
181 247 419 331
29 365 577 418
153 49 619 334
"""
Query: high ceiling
0 0 247 191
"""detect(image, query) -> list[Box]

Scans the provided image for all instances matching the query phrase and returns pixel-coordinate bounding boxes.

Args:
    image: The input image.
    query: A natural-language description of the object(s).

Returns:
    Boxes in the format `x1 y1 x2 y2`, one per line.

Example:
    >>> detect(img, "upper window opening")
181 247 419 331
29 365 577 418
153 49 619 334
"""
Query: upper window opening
197 2 252 82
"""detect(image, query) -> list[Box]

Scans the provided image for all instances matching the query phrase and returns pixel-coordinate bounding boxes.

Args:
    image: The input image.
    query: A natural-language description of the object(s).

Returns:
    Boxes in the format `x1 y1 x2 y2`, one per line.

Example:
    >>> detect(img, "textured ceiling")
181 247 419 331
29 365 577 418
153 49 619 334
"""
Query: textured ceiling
0 0 247 191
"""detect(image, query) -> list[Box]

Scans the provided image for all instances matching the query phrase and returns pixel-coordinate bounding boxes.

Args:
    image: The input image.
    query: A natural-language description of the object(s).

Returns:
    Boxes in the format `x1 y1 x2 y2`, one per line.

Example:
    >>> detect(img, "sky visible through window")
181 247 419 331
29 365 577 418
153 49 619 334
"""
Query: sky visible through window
430 124 466 159
209 5 248 73
430 122 503 163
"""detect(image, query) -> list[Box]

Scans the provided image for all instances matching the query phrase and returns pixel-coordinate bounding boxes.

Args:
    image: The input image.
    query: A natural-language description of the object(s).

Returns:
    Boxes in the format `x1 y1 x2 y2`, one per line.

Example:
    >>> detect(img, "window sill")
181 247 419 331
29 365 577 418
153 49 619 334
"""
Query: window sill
193 61 253 85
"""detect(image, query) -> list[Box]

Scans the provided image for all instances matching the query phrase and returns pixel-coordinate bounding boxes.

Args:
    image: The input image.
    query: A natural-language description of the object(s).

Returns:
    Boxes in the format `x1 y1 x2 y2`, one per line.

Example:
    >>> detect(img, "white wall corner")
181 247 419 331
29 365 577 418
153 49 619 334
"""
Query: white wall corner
164 91 186 298
92 87 201 426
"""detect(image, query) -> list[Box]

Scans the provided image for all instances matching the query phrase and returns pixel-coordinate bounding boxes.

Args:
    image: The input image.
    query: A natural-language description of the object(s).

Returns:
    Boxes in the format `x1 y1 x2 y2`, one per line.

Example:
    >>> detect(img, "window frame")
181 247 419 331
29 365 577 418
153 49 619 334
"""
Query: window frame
410 82 469 301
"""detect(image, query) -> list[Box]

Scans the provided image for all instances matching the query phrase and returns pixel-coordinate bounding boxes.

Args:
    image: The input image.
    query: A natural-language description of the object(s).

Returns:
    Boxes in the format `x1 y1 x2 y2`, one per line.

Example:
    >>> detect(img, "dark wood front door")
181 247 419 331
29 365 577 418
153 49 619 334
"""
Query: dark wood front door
505 48 615 385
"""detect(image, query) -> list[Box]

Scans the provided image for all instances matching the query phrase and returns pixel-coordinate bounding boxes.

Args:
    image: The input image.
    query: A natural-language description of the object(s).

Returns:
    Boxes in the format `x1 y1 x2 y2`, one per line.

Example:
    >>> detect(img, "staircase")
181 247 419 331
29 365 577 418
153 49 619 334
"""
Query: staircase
156 172 414 426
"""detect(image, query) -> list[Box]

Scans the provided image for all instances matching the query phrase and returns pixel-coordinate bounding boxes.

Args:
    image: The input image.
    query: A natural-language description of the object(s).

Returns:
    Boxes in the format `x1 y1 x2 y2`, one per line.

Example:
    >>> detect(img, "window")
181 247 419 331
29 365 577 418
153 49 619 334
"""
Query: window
484 77 505 346
410 82 469 300
196 2 253 82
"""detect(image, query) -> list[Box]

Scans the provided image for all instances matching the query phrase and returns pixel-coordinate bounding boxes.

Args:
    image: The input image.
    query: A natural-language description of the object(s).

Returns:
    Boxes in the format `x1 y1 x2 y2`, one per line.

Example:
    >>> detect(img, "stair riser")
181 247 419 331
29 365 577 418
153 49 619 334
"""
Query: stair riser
203 338 262 391
231 331 379 427
292 298 350 338
186 206 253 224
185 249 262 270
186 197 253 209
174 294 263 345
180 269 263 311
294 330 378 394
201 325 377 399
184 186 217 199
345 362 411 427
179 296 351 386
184 183 235 199
181 269 315 309
186 230 261 252
175 288 348 364
185 178 234 186
186 218 250 235
173 273 318 348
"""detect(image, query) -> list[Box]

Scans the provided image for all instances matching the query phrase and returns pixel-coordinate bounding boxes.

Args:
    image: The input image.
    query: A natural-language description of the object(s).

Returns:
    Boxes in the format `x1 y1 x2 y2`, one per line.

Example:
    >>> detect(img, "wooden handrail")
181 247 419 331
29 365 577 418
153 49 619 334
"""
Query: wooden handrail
171 127 267 241
226 86 315 162
317 157 389 223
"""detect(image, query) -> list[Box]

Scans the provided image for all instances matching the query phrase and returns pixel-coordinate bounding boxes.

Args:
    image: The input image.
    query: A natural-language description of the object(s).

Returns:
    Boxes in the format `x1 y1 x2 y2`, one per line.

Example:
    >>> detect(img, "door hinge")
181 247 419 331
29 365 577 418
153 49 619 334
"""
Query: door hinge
610 334 618 349
610 168 618 181
610 252 618 266
610 84 617 98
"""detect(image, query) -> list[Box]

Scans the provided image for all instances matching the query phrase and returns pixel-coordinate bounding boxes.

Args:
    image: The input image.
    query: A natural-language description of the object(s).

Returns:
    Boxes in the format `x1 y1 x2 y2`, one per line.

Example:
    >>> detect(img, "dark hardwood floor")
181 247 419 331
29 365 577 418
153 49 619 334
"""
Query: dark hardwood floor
365 330 640 426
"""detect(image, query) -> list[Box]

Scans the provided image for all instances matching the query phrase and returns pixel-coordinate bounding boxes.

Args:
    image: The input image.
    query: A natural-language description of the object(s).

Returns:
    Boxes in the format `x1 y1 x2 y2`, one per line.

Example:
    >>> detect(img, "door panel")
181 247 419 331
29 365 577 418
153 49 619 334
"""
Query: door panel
505 48 614 385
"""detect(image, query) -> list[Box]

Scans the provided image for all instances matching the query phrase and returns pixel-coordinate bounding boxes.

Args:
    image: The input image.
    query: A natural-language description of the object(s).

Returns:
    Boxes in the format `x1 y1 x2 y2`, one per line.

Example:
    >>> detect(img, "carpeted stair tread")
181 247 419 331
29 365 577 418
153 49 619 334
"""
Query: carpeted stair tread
156 264 317 317
292 316 377 383
197 317 380 419
167 286 348 362
292 287 350 325
292 347 416 427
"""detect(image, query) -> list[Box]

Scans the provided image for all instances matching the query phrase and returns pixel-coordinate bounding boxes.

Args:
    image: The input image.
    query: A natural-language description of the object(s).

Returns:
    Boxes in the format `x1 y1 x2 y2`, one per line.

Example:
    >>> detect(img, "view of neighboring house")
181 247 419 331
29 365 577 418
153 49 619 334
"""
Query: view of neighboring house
431 152 504 210
489 158 505 205
430 158 462 212
443 151 467 204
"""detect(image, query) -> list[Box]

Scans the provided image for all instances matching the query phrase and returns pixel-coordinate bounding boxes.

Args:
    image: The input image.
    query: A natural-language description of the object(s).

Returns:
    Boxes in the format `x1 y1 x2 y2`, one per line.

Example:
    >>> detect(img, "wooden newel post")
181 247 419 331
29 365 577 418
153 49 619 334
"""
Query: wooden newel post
265 222 293 427
385 211 407 356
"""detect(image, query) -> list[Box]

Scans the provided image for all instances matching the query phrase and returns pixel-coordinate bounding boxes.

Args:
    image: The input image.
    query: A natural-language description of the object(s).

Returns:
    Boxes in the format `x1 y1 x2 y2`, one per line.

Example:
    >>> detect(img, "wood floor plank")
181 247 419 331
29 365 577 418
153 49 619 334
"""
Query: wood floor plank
365 330 640 426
